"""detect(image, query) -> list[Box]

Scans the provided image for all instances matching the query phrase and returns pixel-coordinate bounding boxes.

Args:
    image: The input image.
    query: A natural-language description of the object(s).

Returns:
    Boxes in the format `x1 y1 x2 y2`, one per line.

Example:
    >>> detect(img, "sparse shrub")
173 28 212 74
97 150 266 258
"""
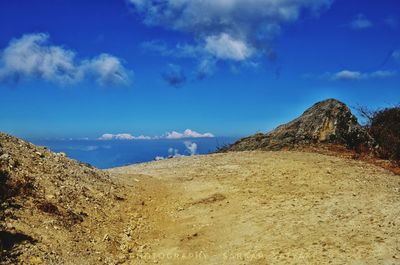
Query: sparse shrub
370 107 400 161
345 129 370 153
0 169 9 201
63 210 85 227
37 201 60 215
359 106 400 161
0 175 35 201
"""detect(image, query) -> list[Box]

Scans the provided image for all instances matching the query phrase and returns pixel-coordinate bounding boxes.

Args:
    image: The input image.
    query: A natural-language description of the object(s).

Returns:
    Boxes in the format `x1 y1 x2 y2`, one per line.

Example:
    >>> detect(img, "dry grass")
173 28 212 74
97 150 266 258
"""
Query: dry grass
295 144 400 175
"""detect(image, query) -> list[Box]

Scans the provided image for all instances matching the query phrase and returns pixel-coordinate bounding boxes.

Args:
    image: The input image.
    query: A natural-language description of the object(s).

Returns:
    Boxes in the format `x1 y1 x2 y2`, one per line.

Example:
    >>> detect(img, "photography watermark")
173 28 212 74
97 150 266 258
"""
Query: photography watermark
135 251 266 261
223 251 265 261
136 251 208 261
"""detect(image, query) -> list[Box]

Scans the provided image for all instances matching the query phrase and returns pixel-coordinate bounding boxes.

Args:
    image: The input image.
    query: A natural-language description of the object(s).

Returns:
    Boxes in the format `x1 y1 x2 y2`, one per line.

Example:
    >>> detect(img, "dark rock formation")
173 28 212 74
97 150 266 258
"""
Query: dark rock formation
222 99 374 152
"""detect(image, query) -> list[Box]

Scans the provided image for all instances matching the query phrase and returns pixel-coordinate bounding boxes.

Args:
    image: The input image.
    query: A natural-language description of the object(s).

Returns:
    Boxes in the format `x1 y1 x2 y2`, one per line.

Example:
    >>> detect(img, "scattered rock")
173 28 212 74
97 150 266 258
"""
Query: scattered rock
0 153 10 161
57 152 66 157
35 152 45 158
192 193 226 205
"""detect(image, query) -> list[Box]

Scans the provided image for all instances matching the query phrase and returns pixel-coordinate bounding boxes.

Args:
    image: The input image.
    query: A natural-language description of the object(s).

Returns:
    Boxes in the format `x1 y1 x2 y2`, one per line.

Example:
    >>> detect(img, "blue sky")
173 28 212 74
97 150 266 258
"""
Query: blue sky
0 0 399 139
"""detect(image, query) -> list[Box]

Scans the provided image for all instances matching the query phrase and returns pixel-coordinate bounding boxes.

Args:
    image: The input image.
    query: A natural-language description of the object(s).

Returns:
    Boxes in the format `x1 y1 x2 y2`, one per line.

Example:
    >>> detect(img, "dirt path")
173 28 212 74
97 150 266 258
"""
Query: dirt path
109 151 400 265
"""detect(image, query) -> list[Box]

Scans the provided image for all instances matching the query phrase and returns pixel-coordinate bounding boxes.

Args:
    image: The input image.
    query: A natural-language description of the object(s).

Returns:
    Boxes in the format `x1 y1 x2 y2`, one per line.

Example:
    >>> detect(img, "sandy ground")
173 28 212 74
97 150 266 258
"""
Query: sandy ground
108 151 400 265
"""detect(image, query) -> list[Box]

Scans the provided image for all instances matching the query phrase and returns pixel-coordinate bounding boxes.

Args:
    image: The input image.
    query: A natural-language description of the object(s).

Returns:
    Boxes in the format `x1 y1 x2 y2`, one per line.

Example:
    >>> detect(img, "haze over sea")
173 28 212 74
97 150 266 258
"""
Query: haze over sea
29 137 237 169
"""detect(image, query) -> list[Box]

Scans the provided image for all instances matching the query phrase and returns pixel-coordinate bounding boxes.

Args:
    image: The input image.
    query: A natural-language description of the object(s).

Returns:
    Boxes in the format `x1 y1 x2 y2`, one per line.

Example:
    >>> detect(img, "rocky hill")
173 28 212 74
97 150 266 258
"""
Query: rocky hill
0 132 134 264
221 99 374 152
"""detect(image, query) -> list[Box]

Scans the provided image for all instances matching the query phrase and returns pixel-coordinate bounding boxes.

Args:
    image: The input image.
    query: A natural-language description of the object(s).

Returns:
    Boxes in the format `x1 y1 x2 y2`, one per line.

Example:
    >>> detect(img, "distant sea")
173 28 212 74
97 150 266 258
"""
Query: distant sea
30 137 238 169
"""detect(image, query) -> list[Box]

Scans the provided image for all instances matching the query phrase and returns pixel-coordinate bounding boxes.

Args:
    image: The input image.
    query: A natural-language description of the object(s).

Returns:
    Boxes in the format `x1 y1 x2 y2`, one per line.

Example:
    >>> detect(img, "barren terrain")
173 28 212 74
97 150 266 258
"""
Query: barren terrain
109 151 400 265
2 134 400 264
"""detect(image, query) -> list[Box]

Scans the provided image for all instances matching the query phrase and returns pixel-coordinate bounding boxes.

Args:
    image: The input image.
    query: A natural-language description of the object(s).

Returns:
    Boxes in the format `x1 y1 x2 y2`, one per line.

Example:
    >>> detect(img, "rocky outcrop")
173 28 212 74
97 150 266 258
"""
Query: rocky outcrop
222 99 374 152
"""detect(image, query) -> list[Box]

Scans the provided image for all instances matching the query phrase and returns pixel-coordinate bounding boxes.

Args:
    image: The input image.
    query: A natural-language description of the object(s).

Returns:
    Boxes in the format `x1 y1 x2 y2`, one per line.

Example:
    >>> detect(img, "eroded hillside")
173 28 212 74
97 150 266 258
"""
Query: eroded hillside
0 132 150 264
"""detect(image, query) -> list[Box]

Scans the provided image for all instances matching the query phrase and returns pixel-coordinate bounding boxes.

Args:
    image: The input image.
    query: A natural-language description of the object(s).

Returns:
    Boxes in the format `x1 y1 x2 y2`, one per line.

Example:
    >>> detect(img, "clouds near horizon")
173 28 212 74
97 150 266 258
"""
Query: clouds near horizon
98 133 151 140
0 33 132 86
98 129 215 140
165 129 214 139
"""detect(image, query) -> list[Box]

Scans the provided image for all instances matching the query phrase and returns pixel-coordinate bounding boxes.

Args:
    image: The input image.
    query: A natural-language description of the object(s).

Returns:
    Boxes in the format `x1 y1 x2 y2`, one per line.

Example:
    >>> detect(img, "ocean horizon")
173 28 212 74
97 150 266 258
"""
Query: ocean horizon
29 137 238 169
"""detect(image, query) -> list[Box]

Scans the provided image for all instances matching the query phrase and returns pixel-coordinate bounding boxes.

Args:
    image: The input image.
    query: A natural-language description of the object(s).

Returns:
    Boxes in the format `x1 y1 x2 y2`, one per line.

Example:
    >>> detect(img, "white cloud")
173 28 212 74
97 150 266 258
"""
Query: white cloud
98 129 214 140
0 33 132 86
205 33 254 61
82 54 131 86
155 141 199 160
184 141 197 156
114 133 135 140
130 0 332 61
350 14 372 30
165 129 215 139
370 70 397 78
98 133 150 140
134 135 152 140
98 133 115 140
330 70 396 81
334 70 365 80
168 147 184 158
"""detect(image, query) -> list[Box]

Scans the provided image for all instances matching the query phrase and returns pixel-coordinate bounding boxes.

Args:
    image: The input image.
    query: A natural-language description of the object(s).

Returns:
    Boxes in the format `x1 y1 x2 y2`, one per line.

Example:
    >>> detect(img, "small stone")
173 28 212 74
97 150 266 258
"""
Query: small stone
0 153 10 161
35 151 45 158
28 257 43 264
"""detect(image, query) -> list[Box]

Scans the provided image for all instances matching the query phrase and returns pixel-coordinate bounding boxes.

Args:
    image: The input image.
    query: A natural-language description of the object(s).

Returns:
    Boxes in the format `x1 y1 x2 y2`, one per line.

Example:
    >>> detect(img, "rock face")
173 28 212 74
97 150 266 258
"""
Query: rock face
223 99 373 152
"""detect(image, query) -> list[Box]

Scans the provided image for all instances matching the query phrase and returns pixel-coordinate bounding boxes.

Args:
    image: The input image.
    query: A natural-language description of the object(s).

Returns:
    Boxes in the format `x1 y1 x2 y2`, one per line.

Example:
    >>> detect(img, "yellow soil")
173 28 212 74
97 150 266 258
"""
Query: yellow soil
109 151 400 265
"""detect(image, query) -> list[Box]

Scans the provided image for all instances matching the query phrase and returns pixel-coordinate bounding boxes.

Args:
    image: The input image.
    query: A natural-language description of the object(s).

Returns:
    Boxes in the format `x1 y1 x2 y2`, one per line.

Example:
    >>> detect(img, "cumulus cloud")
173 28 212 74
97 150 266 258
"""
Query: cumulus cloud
98 133 151 140
205 33 254 61
332 70 396 81
168 147 184 158
154 141 199 160
0 33 132 86
161 64 186 87
184 141 197 156
129 0 332 64
334 70 365 80
164 129 214 139
82 54 131 86
349 14 373 30
98 129 214 140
